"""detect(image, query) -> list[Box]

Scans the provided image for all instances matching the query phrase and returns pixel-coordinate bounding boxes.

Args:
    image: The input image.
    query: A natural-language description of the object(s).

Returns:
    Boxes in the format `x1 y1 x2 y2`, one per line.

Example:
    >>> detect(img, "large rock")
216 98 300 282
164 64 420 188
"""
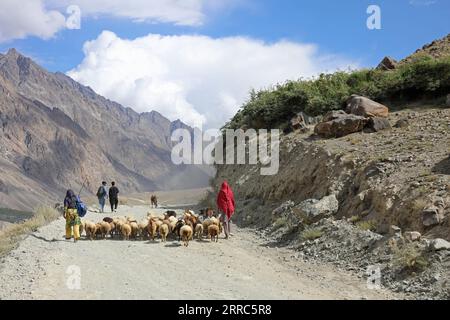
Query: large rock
404 231 422 242
364 117 392 133
292 195 339 223
346 95 389 118
422 206 444 227
290 114 309 133
377 56 397 71
315 113 368 138
429 239 450 251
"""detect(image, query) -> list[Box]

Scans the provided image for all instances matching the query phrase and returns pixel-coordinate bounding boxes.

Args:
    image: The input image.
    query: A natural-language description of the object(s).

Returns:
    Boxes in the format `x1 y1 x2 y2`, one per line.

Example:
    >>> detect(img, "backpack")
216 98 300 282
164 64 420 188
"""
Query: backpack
76 196 88 218
96 186 106 198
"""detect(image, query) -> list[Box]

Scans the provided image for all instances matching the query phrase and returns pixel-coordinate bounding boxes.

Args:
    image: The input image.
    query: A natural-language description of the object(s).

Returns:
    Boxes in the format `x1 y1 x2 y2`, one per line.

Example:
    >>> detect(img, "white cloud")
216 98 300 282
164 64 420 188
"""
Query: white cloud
0 0 236 42
0 0 66 42
47 0 225 26
68 31 357 129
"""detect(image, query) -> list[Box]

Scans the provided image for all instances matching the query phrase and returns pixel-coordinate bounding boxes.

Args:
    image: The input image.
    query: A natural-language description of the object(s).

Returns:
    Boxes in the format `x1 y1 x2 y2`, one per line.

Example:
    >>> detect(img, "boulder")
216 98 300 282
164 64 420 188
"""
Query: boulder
272 200 295 216
429 239 450 251
390 225 402 237
315 114 368 138
292 195 339 223
422 206 444 227
290 114 309 133
323 110 347 122
346 95 389 118
365 117 392 133
404 231 422 242
377 56 397 71
394 118 409 129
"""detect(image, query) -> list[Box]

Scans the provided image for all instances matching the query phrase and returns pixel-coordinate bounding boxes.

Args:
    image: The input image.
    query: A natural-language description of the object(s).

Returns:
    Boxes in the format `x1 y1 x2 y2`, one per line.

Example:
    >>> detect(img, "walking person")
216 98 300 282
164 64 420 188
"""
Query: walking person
63 190 81 242
216 181 235 240
109 181 119 213
96 181 108 213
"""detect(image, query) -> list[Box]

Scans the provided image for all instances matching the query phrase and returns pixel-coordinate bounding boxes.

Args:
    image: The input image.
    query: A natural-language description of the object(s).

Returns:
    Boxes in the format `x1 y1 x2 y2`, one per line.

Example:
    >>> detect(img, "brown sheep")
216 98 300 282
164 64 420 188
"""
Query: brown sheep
208 224 220 243
147 219 159 241
84 221 97 240
159 224 169 243
195 224 204 240
180 225 193 247
130 222 139 239
121 223 132 240
99 222 112 239
138 220 149 239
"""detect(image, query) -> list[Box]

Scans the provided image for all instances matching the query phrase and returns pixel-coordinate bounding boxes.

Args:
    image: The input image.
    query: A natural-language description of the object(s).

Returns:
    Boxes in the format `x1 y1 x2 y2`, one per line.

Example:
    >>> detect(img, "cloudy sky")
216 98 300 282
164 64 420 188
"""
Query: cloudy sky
1 0 449 128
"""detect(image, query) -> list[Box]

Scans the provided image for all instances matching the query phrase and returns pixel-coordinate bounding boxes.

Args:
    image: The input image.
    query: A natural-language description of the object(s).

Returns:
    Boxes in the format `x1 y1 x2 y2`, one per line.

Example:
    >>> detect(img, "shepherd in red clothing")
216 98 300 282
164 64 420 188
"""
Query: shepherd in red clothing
217 181 235 239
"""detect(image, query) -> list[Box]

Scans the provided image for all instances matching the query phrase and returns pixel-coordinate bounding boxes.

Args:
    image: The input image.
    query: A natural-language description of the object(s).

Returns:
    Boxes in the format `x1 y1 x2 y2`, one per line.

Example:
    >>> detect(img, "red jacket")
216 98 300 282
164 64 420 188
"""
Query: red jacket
217 181 235 219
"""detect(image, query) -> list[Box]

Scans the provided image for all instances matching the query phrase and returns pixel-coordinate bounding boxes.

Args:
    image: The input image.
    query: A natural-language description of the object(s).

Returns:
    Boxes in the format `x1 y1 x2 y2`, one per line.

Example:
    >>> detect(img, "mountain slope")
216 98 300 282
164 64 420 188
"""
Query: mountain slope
0 49 210 211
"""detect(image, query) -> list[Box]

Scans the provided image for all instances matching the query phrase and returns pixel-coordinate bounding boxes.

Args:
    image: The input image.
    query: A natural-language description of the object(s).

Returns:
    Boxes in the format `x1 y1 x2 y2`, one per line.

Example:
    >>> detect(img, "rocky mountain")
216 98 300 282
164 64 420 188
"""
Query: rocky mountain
401 33 450 64
0 49 210 211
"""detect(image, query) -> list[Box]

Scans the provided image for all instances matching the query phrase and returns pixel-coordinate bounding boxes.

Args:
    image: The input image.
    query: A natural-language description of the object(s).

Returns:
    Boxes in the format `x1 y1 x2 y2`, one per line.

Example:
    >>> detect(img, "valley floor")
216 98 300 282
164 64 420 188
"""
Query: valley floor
0 205 401 300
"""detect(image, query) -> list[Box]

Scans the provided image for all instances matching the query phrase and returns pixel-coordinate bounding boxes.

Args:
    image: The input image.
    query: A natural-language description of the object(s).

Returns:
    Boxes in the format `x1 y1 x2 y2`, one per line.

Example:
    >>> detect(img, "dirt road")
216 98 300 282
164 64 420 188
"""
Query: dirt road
0 205 400 300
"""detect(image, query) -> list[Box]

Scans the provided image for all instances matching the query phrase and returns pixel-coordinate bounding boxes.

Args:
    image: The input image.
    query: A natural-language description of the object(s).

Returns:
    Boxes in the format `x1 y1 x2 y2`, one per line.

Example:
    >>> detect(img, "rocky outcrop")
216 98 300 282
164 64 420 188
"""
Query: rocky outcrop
377 56 398 70
365 117 392 133
314 112 368 138
292 195 339 224
346 95 389 118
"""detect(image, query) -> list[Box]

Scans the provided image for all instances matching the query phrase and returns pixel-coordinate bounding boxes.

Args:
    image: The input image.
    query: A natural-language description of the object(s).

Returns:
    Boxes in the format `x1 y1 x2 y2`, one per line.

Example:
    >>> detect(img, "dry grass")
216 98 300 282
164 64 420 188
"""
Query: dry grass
356 220 377 231
301 227 324 241
272 217 288 231
0 206 59 257
392 243 429 272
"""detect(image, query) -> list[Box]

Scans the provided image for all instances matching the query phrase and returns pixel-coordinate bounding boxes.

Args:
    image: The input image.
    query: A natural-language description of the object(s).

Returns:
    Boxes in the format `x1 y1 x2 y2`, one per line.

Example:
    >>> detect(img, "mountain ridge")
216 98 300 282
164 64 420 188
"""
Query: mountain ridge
0 49 210 211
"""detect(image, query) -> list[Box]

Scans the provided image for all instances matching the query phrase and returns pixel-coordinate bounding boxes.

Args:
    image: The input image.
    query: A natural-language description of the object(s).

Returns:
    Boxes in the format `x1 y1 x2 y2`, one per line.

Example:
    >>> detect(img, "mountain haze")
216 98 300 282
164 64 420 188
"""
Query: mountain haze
0 49 210 211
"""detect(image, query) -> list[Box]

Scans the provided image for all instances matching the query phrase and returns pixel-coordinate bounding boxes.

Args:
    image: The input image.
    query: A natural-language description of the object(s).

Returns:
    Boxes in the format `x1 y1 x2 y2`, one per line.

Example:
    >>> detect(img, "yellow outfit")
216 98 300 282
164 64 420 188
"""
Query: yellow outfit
65 208 81 241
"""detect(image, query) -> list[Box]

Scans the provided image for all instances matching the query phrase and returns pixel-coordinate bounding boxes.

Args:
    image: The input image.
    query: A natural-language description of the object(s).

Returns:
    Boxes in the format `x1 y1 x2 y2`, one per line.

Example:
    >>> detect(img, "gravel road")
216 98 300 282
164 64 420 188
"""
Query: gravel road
0 205 400 300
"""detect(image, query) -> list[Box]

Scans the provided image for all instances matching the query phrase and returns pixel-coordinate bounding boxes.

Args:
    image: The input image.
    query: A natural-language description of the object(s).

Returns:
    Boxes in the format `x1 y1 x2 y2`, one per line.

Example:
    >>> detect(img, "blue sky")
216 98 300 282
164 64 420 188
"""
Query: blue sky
0 0 449 127
2 0 449 72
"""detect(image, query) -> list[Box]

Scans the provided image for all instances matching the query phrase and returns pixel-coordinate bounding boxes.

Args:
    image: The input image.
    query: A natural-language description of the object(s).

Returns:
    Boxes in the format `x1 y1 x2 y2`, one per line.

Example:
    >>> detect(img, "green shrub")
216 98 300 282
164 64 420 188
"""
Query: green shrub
225 56 450 131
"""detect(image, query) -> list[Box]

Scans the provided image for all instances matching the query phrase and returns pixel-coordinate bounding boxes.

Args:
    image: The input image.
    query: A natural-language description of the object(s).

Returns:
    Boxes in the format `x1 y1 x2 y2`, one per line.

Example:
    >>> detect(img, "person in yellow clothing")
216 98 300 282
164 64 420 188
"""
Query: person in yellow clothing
64 189 81 242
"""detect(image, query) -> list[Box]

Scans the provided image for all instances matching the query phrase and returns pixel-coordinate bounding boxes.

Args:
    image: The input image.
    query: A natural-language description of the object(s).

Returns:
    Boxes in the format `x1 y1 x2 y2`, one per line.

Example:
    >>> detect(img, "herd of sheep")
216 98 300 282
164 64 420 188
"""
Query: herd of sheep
80 211 223 247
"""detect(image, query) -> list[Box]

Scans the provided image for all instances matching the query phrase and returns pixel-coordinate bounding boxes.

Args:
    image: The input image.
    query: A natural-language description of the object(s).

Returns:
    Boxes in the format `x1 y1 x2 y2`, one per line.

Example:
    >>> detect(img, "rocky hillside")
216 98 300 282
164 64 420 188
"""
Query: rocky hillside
401 33 450 64
0 49 210 211
208 37 450 299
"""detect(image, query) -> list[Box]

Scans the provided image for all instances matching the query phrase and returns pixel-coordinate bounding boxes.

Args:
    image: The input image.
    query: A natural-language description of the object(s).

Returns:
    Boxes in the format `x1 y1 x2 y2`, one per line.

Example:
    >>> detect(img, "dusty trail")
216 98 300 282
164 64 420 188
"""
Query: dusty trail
0 205 400 300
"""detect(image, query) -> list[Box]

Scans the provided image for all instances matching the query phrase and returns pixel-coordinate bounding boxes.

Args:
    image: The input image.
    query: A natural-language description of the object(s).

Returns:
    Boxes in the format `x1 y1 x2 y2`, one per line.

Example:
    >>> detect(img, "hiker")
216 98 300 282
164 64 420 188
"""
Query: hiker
151 195 158 208
109 181 119 213
96 181 108 213
216 181 235 240
63 190 81 242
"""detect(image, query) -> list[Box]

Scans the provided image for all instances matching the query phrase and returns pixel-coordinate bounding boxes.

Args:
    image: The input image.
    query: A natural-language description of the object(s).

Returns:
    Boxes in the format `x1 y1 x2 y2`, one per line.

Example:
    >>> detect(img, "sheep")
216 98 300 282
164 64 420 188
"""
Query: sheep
121 223 132 240
84 221 97 240
147 219 159 241
129 222 139 239
94 223 104 239
138 220 149 239
180 225 193 247
103 217 114 224
208 224 220 243
173 220 186 241
109 222 117 238
195 223 204 240
96 222 111 239
159 224 169 243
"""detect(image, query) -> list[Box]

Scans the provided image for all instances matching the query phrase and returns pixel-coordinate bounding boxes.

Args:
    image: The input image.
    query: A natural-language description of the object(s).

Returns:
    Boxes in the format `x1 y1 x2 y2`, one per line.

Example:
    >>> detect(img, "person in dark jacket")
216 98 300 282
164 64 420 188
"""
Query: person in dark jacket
109 182 119 212
64 190 81 242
